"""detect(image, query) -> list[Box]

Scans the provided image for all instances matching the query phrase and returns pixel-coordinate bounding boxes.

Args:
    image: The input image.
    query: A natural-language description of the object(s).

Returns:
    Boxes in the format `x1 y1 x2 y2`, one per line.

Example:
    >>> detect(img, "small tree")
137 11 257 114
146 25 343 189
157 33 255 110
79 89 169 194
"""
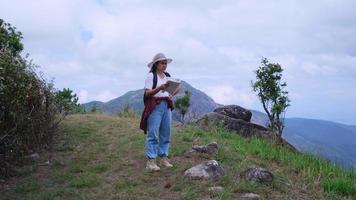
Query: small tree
91 106 97 113
251 57 290 139
90 103 101 113
118 104 137 118
175 90 191 124
54 88 82 115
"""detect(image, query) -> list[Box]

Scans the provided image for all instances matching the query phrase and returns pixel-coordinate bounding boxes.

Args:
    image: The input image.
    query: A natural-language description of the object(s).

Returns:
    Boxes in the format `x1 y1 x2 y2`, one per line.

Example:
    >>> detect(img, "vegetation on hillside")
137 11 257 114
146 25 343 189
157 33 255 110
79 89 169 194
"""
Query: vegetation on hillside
175 90 191 124
0 19 80 178
1 114 354 199
252 57 290 139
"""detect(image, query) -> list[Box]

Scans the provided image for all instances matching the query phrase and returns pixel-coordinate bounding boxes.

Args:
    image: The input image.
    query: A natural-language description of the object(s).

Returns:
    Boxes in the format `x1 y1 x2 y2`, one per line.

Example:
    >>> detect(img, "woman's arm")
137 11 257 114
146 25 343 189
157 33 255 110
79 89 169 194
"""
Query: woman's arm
171 85 180 97
144 83 169 97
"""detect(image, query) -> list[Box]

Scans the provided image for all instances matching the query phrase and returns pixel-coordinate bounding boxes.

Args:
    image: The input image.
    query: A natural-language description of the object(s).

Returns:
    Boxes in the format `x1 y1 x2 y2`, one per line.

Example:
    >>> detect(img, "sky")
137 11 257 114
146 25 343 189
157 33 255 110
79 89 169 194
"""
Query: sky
1 0 356 125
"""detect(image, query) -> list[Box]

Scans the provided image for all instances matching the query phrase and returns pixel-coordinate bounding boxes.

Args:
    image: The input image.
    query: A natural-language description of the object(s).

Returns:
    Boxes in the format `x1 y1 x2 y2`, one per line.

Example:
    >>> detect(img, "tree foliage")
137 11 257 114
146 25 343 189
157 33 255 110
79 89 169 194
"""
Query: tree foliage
54 88 82 114
0 19 71 177
251 57 290 138
175 90 191 124
0 19 23 56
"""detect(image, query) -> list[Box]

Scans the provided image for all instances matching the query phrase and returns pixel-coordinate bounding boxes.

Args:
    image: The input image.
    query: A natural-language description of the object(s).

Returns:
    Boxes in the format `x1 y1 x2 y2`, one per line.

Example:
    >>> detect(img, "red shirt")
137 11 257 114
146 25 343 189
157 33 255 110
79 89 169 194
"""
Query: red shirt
140 97 174 134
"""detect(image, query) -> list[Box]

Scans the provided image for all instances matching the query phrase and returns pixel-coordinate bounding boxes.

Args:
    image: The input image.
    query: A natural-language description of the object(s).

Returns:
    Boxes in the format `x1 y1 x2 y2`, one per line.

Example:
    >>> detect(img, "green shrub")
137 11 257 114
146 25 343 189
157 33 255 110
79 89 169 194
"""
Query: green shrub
118 104 138 118
0 19 63 178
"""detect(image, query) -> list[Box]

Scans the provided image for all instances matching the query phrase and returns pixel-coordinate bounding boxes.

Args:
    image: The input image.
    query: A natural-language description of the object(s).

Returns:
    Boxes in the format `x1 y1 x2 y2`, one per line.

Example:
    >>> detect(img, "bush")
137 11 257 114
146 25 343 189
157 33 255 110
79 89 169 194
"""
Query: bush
0 19 63 178
118 104 138 118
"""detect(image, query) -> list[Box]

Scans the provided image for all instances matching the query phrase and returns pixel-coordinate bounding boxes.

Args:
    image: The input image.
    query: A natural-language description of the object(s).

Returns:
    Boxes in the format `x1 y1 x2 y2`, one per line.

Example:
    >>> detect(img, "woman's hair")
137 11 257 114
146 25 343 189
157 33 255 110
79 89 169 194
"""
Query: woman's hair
150 62 158 73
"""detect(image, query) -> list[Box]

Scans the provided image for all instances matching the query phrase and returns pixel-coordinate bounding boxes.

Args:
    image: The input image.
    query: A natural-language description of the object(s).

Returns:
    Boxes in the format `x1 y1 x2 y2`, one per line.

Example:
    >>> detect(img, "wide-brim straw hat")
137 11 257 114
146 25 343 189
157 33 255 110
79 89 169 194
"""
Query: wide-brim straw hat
147 53 172 68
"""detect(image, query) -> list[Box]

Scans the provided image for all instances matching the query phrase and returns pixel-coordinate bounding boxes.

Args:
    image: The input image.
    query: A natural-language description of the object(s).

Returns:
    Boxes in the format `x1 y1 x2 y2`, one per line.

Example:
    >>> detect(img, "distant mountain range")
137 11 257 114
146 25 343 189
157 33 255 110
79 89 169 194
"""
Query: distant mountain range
82 81 356 170
82 81 221 122
283 118 356 169
250 111 356 169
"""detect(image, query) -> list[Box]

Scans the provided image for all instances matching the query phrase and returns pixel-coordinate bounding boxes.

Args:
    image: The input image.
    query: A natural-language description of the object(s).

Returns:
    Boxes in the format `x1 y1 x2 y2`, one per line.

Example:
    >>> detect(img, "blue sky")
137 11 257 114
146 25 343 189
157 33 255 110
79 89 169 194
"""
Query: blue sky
1 0 356 125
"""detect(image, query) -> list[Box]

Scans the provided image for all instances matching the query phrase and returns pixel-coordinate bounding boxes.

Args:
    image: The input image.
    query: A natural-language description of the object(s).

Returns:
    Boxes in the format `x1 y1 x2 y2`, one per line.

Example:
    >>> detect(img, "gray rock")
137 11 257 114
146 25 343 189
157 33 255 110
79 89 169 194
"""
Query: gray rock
30 153 40 161
214 105 252 122
184 160 224 179
241 166 274 183
39 160 50 166
191 142 218 154
196 112 275 139
241 193 260 200
208 186 224 192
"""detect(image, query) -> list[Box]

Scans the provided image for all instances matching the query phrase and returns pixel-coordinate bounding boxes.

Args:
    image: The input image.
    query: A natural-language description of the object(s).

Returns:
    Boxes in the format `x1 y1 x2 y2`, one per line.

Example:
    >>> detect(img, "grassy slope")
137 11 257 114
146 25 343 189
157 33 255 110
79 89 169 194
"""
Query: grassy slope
0 114 355 200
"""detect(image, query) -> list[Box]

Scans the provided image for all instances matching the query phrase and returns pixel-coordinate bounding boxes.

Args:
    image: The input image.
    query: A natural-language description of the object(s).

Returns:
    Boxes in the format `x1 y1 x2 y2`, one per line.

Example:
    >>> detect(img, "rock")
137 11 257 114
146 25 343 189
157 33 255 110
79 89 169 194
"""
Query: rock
241 166 274 183
30 153 40 161
39 160 50 166
241 193 260 200
191 142 218 154
214 105 252 122
196 112 275 139
208 186 224 192
184 160 224 179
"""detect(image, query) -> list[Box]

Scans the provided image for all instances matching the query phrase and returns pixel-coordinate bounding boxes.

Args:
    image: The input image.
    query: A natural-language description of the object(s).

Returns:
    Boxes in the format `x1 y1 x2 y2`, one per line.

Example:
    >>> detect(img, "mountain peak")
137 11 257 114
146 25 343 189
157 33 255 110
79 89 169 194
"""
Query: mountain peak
82 80 220 121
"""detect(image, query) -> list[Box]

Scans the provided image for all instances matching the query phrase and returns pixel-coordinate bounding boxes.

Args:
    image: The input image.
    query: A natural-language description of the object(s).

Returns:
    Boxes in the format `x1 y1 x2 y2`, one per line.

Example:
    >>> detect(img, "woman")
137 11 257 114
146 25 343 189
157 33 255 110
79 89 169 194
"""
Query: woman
140 53 180 171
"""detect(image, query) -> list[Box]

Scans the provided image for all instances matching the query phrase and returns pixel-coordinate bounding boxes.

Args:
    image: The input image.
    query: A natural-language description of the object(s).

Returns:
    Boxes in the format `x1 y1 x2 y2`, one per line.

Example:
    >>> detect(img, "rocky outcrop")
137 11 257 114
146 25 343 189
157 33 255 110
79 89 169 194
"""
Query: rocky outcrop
214 105 252 122
196 105 298 152
184 160 224 179
196 112 276 140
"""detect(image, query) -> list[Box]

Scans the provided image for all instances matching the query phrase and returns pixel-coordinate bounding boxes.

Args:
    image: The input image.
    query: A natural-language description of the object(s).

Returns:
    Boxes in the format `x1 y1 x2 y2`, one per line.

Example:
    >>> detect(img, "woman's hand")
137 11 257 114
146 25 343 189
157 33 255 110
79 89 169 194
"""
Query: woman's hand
159 83 169 91
172 85 180 96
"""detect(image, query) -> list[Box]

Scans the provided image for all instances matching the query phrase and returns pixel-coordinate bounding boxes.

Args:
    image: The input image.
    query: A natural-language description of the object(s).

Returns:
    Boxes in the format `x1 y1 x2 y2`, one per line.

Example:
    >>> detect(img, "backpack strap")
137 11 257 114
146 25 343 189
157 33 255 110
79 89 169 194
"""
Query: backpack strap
152 72 158 89
152 71 170 89
143 71 170 106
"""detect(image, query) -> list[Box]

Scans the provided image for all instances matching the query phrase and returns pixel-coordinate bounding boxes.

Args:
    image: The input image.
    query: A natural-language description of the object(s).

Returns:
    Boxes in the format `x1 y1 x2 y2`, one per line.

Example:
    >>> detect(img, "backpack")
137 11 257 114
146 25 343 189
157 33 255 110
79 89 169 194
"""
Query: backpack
143 71 171 105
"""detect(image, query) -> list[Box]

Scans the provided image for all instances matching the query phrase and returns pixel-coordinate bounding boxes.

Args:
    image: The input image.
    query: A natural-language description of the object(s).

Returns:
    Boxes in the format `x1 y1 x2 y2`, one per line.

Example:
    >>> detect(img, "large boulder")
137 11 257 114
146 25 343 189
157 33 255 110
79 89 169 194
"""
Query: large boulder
214 105 252 122
196 112 276 139
184 160 224 179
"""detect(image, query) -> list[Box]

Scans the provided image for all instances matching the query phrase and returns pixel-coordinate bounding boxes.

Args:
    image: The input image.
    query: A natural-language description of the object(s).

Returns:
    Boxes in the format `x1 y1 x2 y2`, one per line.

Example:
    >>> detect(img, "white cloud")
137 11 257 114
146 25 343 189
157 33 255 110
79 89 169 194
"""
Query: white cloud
1 0 356 124
78 89 89 103
96 90 117 102
205 85 256 108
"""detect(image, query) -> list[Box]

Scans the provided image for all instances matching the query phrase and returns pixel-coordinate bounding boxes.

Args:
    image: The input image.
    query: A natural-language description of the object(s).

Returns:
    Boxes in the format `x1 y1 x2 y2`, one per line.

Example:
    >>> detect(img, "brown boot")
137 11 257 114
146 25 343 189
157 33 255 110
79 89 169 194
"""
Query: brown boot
146 159 160 171
160 157 173 168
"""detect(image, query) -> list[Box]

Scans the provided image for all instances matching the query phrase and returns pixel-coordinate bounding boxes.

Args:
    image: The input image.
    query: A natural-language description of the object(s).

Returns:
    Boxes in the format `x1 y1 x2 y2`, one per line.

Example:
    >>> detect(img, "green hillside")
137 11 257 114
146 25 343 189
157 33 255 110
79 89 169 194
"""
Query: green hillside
1 114 355 200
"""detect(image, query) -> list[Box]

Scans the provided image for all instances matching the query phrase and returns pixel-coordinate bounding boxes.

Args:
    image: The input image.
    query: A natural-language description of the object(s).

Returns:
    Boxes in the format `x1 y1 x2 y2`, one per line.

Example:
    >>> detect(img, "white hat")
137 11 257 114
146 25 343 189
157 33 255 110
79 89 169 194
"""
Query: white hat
147 53 172 68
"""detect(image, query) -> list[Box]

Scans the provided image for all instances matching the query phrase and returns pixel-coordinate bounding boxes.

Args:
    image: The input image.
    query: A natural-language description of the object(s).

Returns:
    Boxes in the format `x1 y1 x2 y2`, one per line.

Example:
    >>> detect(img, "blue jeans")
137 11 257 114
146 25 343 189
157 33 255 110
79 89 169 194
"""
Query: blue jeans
145 100 172 159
